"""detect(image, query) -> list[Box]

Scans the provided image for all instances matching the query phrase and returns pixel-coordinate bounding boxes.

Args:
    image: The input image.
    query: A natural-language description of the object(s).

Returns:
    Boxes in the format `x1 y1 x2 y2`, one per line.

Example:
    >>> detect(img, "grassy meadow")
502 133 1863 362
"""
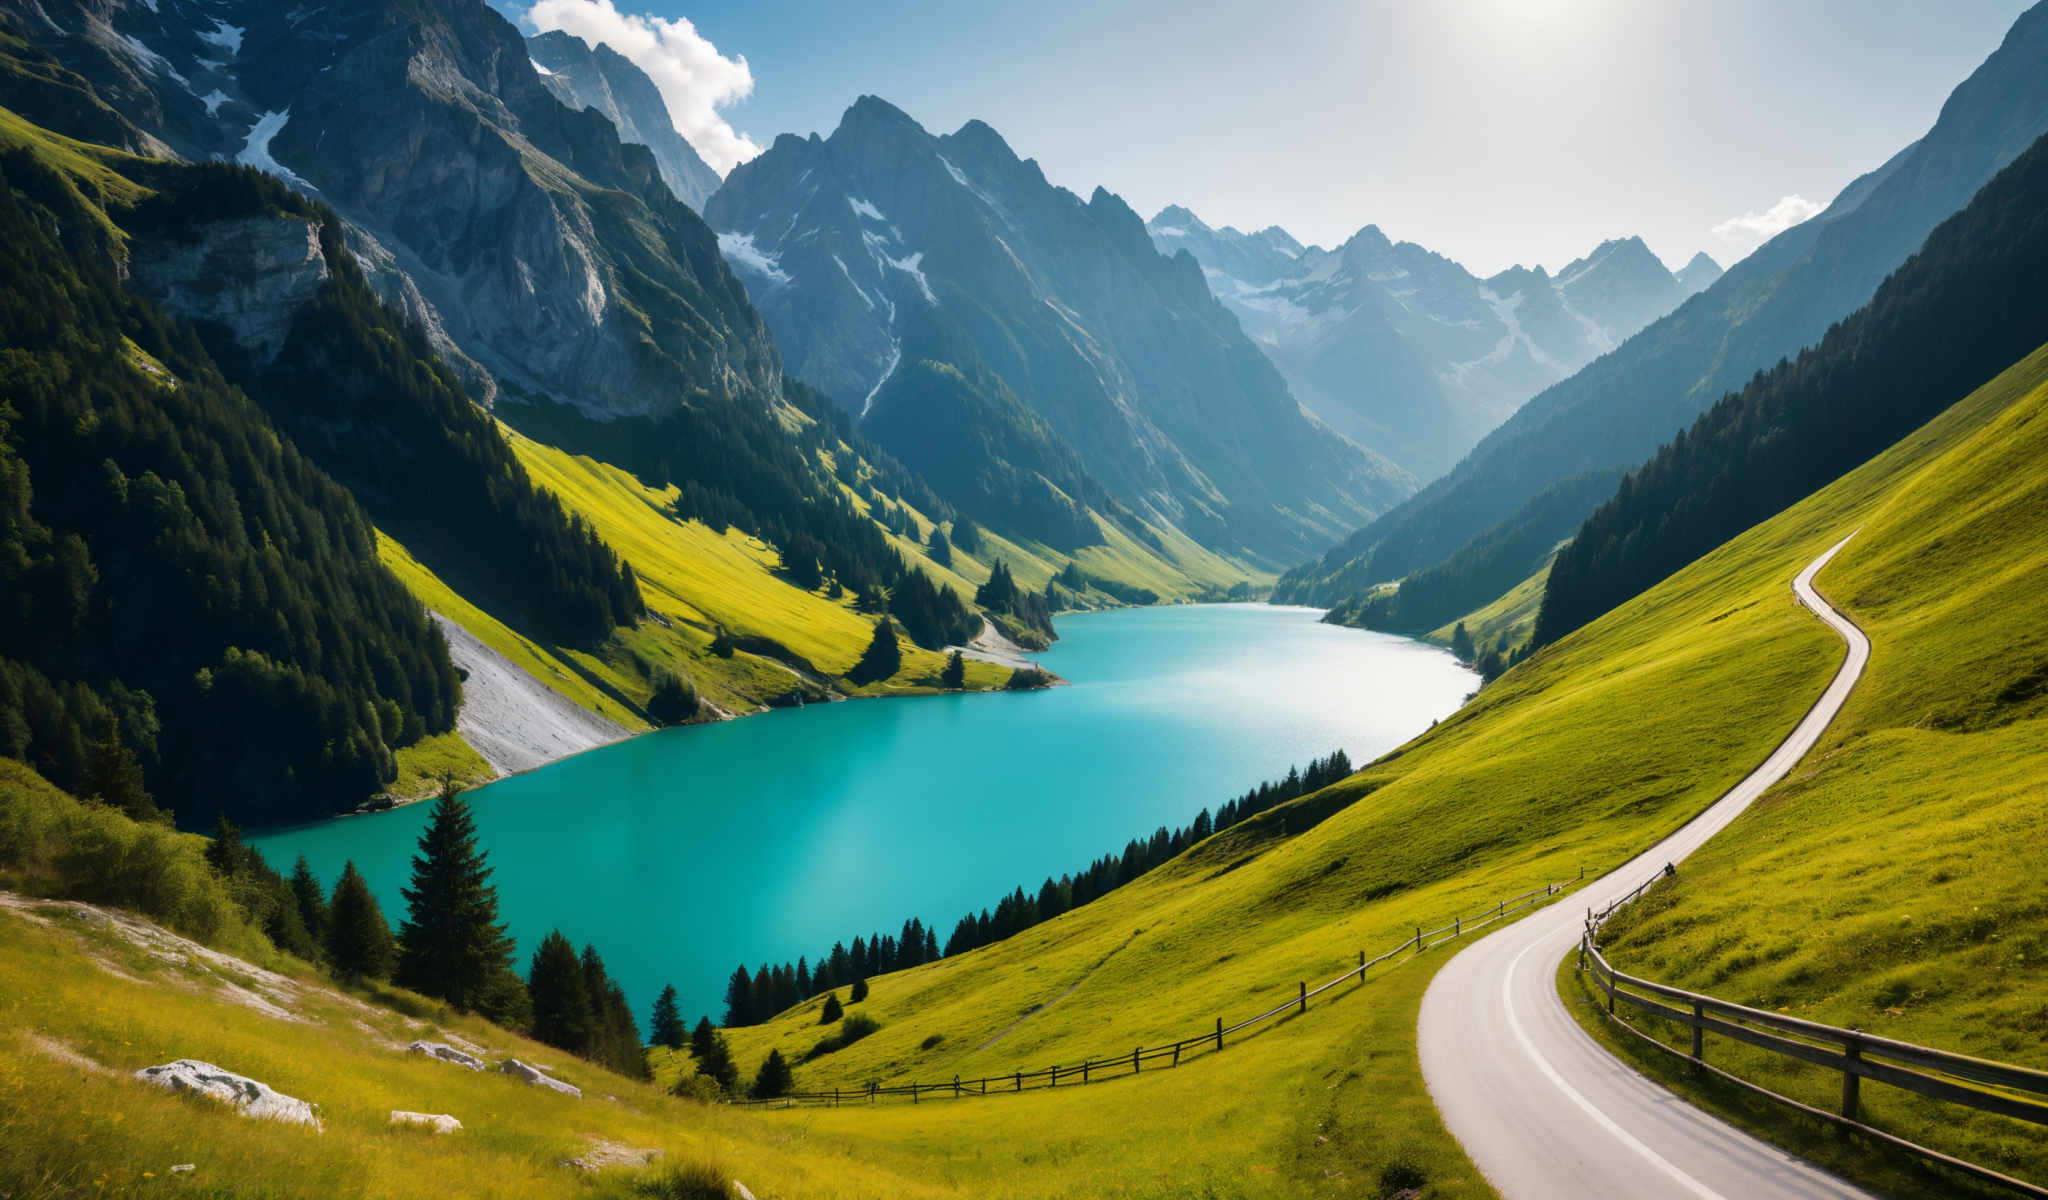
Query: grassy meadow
1563 344 2048 1196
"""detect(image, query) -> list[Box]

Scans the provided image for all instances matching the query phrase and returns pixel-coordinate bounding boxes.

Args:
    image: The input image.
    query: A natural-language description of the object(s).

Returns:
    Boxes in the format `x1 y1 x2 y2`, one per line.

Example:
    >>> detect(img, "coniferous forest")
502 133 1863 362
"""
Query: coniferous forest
0 149 460 827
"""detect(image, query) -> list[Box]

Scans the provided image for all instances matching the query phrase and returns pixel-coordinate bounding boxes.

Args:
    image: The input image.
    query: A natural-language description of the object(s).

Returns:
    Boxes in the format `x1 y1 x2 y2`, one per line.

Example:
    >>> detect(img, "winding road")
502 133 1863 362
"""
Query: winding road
1418 536 1875 1199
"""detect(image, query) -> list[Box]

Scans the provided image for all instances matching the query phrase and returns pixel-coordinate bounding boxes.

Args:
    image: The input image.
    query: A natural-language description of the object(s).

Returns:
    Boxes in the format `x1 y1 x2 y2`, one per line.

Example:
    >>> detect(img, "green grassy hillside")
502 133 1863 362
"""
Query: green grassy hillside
1565 345 2048 1195
6 343 2040 1196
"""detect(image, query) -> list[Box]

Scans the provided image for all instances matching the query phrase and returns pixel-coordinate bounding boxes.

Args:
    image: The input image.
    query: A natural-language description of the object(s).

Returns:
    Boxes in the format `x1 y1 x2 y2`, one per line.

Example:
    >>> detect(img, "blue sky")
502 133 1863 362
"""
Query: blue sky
501 0 2036 275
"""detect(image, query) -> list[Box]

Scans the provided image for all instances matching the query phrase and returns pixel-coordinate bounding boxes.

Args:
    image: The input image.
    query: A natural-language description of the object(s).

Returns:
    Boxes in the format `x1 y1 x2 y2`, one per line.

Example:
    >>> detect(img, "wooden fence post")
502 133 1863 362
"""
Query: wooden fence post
1842 1036 1863 1121
953 1075 961 1099
1690 1001 1705 1067
981 1077 987 1095
1415 926 1423 951
912 1083 919 1104
1454 915 1461 937
1133 1047 1141 1074
1082 1059 1091 1084
1173 1042 1182 1067
1014 1071 1022 1092
1049 1064 1059 1088
1298 981 1307 1014
1215 1017 1223 1051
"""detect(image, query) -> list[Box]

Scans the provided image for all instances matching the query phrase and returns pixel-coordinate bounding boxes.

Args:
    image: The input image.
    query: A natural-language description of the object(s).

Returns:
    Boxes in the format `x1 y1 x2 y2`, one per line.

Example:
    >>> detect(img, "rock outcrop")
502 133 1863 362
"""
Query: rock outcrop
133 1060 321 1128
406 1040 485 1072
390 1110 462 1133
129 215 329 365
499 1058 580 1097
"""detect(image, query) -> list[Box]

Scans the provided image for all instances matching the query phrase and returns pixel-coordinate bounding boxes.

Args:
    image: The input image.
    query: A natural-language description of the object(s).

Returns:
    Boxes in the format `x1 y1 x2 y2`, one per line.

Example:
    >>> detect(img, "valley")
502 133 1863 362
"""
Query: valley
1 1 2045 1197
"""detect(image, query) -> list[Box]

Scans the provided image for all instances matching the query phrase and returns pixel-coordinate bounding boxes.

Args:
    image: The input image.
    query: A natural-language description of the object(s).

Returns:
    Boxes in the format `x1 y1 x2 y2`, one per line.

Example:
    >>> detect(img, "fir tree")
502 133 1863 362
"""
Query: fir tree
650 985 686 1050
528 930 596 1054
848 617 902 685
288 855 329 948
646 670 697 726
941 650 966 690
850 976 869 1003
326 860 396 980
951 518 981 555
724 965 755 1026
927 527 953 568
205 812 245 877
699 1030 739 1093
690 1015 716 1061
1450 621 1476 662
820 992 843 1024
396 785 522 1018
752 1048 794 1099
710 628 736 658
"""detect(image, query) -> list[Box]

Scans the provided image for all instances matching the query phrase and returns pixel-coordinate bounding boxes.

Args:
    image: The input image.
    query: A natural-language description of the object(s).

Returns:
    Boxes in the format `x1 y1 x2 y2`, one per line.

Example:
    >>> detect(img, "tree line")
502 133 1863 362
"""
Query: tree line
1536 128 2048 648
716 748 1355 1028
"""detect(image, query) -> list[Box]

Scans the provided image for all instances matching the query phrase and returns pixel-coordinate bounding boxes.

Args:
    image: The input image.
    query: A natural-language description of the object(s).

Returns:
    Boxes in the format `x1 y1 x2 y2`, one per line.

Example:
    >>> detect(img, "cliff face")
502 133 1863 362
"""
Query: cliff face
526 29 722 212
129 214 330 364
5 0 782 420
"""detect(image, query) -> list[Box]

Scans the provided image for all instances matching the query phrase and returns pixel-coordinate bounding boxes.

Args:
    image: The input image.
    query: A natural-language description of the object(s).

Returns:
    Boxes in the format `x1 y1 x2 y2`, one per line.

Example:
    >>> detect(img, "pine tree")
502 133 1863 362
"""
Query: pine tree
724 965 755 1026
396 785 522 1017
646 671 697 726
710 628 736 658
927 527 953 568
205 812 245 877
528 930 596 1054
288 855 329 948
1450 621 1476 662
650 985 686 1050
690 1015 716 1061
326 860 397 980
951 518 981 556
941 650 966 689
752 1048 794 1099
849 616 902 685
820 992 843 1024
850 976 869 1003
699 1030 739 1093
924 927 939 962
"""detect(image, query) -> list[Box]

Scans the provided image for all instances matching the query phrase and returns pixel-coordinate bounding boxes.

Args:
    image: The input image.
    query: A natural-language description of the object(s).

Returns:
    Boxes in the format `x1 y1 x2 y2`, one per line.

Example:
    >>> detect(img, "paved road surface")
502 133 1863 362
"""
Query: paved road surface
1418 536 1875 1199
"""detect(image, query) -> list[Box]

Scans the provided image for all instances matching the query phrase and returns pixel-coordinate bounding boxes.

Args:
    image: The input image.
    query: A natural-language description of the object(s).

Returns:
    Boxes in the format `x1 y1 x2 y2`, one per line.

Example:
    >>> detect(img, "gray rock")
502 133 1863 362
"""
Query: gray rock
129 215 330 366
407 1040 485 1071
499 1058 580 1097
389 1110 462 1133
133 1060 320 1128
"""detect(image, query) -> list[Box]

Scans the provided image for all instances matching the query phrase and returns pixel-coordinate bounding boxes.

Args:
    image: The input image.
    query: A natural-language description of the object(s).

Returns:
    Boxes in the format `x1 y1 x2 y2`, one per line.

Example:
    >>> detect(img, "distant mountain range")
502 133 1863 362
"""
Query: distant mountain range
705 96 1415 565
1277 0 2048 623
1147 208 1717 480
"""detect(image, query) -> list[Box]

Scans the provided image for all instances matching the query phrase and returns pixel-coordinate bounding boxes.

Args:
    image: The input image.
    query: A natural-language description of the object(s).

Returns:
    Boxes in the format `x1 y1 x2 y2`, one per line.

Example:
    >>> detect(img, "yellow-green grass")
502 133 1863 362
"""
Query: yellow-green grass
1563 344 2048 1196
0 104 150 251
382 426 1016 736
1426 556 1553 653
388 732 497 800
0 896 959 1200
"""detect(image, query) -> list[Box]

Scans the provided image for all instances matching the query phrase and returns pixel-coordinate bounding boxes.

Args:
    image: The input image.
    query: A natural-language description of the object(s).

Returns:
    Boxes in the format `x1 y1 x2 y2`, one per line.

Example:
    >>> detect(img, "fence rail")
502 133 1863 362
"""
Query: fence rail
730 869 1585 1108
1581 867 2048 1198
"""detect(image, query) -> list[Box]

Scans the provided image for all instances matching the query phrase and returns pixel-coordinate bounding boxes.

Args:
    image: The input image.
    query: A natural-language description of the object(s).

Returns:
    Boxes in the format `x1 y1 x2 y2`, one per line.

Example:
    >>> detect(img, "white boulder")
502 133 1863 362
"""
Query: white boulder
389 1110 462 1134
134 1060 320 1129
407 1040 485 1071
499 1058 580 1097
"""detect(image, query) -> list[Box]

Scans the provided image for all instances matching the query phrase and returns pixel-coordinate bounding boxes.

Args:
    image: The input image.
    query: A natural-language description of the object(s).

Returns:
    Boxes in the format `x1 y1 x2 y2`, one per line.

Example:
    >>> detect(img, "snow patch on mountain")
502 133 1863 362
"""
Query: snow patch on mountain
716 232 789 286
235 110 311 190
848 195 885 222
199 19 243 56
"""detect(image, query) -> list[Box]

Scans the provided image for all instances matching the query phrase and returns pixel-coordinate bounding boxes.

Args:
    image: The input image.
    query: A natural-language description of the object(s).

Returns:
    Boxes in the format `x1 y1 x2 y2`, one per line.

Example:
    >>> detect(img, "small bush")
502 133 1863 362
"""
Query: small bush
618 1162 732 1200
1005 666 1056 690
920 1033 946 1051
806 1013 881 1062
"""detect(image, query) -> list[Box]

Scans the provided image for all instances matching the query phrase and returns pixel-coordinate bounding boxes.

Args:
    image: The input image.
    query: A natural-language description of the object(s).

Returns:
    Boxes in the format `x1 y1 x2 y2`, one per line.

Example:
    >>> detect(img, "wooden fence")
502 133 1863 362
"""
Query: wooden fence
1581 866 2048 1198
731 867 1585 1108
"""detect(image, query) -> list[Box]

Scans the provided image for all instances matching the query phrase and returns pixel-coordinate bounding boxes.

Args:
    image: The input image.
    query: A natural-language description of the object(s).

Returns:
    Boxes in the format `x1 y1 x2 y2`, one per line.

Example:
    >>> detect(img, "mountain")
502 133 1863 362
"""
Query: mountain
1276 0 2048 617
525 29 721 212
1537 127 2048 645
1674 250 1723 293
1150 208 1704 481
1 0 777 420
705 97 1413 566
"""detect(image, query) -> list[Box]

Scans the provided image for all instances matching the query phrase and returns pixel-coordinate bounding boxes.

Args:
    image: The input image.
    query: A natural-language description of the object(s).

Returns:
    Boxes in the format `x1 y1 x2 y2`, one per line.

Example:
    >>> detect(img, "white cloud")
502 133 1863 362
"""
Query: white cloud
1711 194 1823 245
523 0 762 175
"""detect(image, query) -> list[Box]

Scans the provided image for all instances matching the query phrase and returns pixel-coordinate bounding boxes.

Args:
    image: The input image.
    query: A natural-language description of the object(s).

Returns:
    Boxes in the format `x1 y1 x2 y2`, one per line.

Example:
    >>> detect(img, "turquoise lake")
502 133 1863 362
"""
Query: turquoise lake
251 604 1476 1021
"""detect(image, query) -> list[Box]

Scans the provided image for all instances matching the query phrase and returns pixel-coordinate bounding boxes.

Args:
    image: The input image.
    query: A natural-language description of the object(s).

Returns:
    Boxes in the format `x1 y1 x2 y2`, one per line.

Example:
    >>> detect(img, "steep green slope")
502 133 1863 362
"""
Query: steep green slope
0 137 460 829
1567 346 2048 1195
